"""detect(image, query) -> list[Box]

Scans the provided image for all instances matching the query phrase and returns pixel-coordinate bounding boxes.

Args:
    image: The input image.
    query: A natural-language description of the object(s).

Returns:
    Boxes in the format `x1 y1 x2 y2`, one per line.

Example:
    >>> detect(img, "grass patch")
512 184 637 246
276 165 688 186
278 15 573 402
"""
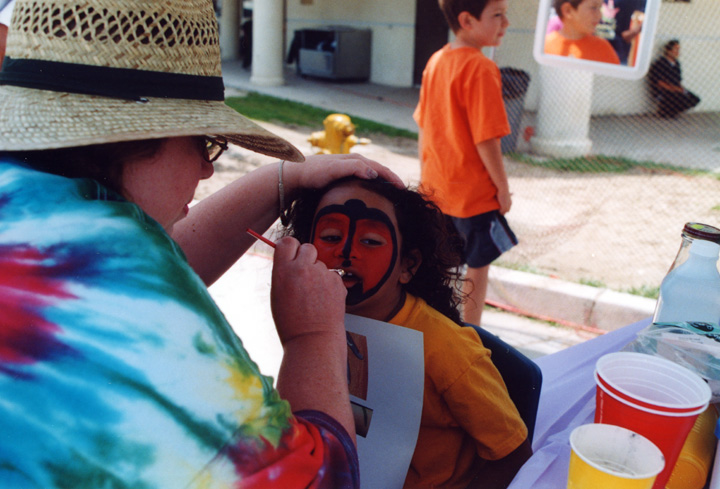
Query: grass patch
579 278 606 288
624 285 660 299
507 152 706 175
225 92 418 140
495 261 659 298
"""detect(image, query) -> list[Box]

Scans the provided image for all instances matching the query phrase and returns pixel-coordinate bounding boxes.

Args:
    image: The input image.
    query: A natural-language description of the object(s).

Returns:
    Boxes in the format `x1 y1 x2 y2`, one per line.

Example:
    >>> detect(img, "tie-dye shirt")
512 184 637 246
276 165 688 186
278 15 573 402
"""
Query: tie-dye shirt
0 158 358 489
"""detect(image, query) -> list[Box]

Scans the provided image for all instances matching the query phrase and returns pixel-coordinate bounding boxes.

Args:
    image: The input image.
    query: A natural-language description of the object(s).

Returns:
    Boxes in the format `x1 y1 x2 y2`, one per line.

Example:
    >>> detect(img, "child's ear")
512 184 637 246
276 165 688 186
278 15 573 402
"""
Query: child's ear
399 249 422 285
457 11 475 31
560 2 576 19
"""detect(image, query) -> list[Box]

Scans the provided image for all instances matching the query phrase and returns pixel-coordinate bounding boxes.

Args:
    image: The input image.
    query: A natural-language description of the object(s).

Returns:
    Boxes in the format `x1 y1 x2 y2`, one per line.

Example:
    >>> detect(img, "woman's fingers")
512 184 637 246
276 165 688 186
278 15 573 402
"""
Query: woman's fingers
270 237 347 344
288 154 405 193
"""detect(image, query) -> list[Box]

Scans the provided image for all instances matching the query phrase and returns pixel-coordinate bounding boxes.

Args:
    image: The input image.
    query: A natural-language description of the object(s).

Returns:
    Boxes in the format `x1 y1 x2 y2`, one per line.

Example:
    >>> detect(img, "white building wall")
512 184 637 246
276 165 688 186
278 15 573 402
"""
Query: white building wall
286 0 718 113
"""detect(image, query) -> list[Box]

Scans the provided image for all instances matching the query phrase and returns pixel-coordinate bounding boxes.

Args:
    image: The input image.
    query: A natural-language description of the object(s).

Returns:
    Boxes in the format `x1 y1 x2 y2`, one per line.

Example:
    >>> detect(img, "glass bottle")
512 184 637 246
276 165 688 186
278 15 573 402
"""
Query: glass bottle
653 236 720 324
665 222 720 275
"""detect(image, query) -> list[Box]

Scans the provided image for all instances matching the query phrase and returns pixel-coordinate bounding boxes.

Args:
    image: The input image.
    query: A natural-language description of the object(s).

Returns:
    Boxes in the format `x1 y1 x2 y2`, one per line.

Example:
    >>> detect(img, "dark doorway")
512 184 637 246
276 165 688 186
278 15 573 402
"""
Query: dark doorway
413 0 449 86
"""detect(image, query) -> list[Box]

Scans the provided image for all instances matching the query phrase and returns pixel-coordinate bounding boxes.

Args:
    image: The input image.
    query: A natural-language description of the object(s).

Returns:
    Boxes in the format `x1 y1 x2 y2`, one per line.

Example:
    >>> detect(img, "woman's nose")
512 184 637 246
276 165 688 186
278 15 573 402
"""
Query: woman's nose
200 160 214 180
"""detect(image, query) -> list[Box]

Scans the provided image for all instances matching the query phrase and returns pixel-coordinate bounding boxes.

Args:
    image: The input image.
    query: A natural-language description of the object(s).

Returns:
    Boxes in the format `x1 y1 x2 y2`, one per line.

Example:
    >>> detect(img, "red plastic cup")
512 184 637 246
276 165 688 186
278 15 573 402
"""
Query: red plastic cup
596 372 704 414
594 352 711 489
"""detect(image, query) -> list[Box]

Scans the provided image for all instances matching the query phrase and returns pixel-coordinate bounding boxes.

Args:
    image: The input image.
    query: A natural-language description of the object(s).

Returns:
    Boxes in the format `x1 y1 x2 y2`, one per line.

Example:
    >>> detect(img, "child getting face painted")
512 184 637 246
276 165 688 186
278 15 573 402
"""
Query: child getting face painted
282 177 532 489
312 183 409 321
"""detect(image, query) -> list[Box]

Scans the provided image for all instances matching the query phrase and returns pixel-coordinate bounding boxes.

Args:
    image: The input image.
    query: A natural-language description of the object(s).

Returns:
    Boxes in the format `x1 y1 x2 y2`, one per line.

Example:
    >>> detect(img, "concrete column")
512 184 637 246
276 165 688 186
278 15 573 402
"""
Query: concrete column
219 0 240 61
250 0 285 86
531 64 593 158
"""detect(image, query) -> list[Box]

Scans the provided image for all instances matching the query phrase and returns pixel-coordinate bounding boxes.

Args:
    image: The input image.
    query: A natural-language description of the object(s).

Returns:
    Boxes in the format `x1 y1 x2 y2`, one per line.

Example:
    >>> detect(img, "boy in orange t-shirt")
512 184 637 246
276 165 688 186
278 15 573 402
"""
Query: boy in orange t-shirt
0 23 7 68
544 0 620 64
414 0 517 327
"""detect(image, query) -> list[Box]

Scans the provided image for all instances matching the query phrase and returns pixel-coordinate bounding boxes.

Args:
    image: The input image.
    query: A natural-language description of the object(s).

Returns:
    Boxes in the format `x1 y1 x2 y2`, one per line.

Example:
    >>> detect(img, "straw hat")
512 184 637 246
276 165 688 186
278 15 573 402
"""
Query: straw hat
0 0 305 162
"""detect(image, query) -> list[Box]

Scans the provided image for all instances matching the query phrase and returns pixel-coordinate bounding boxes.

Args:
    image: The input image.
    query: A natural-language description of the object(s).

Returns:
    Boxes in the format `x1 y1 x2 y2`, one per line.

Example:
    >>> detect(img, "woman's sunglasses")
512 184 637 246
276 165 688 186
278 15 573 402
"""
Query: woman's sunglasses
203 136 229 163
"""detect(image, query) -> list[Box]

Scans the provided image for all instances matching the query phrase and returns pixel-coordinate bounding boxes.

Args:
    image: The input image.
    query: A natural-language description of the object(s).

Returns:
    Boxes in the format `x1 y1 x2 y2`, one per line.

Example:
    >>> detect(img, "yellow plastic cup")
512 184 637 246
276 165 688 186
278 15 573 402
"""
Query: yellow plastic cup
666 405 719 489
568 424 665 489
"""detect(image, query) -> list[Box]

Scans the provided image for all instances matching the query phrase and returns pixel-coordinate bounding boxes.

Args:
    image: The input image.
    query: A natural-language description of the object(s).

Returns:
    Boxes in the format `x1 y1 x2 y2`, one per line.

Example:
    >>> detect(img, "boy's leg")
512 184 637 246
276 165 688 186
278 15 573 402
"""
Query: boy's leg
462 265 490 326
451 211 517 326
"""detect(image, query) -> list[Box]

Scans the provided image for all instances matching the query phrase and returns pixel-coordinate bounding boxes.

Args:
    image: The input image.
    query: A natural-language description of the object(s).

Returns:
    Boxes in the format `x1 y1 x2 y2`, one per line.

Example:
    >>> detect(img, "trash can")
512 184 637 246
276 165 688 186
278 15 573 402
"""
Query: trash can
290 27 371 81
500 68 531 153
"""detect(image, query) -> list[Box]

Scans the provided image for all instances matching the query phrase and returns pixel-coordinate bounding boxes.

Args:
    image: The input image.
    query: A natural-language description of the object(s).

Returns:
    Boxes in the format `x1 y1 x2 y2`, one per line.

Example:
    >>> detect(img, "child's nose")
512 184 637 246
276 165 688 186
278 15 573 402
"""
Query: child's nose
339 238 359 259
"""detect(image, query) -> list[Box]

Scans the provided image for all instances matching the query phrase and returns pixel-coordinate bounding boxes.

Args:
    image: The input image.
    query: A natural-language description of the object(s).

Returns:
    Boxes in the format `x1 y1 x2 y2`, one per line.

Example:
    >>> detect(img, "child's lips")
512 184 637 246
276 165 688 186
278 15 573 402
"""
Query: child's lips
341 270 362 287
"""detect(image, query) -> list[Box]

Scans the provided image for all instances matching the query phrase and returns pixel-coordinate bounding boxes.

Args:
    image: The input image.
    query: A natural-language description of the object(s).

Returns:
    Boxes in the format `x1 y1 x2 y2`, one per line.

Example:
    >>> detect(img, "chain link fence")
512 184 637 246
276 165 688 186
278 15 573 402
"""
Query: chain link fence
492 0 720 296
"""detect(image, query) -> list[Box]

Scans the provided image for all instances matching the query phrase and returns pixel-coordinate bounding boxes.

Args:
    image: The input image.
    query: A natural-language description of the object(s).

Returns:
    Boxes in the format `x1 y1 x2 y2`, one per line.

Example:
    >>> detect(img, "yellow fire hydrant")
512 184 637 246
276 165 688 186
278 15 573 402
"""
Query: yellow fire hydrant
308 114 371 154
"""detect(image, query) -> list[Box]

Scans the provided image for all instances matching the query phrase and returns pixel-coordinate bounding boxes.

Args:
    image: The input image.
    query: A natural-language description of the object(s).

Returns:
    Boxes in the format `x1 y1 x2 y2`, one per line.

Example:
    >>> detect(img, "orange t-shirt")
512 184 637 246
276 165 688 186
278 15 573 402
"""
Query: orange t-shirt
544 31 620 64
414 45 510 218
391 295 527 489
0 23 8 69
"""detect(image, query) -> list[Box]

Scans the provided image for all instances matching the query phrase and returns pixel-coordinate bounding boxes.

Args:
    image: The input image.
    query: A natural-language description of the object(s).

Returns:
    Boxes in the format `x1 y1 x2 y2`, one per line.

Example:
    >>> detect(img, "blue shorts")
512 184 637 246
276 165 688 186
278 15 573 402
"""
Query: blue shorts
450 211 518 268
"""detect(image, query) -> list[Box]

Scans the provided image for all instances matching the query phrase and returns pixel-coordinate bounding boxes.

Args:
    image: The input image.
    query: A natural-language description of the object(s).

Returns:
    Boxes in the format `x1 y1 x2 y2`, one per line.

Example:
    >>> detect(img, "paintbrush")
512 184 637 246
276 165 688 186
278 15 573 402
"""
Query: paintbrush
246 228 346 277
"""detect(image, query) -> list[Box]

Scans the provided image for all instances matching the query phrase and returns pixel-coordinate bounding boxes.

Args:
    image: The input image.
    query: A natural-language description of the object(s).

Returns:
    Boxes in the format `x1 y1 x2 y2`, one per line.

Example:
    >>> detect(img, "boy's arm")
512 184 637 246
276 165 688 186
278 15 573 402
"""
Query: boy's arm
476 138 512 215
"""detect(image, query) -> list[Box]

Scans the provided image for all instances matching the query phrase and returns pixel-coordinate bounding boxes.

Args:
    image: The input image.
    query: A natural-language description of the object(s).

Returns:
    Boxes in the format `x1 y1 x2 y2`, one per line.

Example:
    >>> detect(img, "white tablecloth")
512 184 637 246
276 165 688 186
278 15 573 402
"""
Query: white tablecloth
508 317 652 488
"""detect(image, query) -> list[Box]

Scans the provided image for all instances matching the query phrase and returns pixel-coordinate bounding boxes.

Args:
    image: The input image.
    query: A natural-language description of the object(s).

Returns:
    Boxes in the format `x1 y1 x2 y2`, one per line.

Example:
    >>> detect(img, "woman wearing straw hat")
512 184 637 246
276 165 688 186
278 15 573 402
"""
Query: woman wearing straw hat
0 0 402 487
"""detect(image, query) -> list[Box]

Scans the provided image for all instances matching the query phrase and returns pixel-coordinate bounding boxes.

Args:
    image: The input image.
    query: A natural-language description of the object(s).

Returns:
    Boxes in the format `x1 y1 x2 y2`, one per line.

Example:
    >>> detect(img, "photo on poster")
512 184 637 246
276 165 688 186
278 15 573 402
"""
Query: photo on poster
347 331 373 438
347 331 369 400
344 314 424 489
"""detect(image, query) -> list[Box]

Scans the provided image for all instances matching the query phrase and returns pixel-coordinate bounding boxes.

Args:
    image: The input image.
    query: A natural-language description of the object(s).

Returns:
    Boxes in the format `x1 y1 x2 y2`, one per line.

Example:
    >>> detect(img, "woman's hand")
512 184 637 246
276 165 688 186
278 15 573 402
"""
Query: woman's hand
270 237 355 440
270 236 347 345
283 153 405 200
175 153 403 288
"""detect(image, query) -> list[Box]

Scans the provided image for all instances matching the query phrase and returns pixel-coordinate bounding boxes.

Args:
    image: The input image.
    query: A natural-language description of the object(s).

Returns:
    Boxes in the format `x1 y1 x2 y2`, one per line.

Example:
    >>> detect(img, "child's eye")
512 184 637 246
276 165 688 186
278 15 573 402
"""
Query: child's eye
320 234 343 244
318 228 344 243
359 234 387 247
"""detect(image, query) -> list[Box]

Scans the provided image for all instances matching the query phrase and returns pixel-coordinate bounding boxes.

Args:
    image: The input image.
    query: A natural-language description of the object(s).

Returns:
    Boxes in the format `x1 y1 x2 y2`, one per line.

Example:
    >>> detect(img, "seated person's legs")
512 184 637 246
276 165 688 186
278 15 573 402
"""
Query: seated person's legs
658 90 701 118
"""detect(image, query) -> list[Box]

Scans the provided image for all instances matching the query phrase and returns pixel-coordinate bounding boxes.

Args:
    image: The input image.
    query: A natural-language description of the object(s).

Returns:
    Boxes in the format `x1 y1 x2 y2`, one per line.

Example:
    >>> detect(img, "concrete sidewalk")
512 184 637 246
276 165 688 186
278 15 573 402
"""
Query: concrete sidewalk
214 61 659 366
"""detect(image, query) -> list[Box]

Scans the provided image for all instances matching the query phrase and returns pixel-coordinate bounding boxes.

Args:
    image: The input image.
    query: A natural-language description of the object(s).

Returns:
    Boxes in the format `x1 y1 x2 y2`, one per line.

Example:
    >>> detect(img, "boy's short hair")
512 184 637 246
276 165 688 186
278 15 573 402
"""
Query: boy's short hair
552 0 583 20
663 39 679 54
439 0 491 32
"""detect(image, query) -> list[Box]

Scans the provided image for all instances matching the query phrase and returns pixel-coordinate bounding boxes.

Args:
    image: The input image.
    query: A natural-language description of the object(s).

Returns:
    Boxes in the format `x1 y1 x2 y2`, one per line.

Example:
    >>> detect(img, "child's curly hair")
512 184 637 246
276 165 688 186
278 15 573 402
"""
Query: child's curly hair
281 177 467 325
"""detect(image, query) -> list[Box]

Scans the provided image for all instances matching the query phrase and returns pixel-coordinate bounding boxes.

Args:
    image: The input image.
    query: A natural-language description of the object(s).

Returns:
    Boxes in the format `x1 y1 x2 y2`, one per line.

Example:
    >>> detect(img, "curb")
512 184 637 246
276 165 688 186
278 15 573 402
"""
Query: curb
487 267 656 332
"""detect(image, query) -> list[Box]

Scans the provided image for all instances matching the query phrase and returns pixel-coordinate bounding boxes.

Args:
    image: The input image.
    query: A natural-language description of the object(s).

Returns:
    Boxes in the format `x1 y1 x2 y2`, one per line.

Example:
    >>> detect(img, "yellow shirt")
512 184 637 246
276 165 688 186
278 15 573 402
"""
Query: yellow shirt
390 295 528 489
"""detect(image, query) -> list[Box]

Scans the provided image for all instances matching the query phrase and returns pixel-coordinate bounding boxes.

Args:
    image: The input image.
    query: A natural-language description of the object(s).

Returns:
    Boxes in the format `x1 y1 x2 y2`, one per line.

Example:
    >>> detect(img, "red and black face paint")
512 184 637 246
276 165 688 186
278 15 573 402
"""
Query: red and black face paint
311 199 398 306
